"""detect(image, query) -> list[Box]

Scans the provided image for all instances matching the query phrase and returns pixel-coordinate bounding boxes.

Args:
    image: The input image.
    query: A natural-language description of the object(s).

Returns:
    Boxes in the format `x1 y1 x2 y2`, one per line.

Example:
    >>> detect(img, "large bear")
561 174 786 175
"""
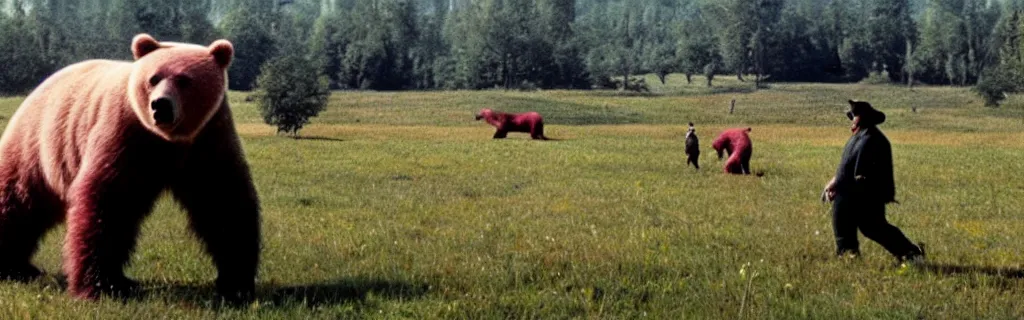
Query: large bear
711 128 754 175
0 34 260 302
475 108 549 140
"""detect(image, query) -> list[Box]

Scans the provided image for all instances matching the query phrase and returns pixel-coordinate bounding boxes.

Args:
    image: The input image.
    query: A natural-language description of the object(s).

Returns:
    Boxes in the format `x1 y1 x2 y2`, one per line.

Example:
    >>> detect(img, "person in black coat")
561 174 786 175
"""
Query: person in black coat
821 100 924 262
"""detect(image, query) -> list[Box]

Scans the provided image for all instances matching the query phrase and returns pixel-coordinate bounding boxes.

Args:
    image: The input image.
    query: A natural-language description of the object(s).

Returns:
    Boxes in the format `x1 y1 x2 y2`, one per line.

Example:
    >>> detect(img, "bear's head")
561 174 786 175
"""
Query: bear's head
127 34 233 143
474 108 494 121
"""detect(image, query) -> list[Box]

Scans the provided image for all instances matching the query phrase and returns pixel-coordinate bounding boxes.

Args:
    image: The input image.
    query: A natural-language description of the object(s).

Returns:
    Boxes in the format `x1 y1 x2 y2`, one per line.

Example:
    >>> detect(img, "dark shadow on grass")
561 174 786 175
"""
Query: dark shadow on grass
583 91 663 98
141 278 428 308
21 275 429 309
292 135 345 142
654 86 760 97
580 86 756 98
487 136 566 141
918 263 1024 279
705 86 757 95
264 278 430 306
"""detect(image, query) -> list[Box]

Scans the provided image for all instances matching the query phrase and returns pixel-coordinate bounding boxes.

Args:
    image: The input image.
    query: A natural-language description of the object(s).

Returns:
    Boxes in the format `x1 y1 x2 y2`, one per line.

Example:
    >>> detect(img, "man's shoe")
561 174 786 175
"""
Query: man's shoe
902 242 926 265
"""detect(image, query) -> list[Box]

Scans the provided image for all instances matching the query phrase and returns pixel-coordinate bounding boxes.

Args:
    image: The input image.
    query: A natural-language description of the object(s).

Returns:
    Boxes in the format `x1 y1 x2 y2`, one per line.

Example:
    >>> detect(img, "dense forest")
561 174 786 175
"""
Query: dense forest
2 0 1024 95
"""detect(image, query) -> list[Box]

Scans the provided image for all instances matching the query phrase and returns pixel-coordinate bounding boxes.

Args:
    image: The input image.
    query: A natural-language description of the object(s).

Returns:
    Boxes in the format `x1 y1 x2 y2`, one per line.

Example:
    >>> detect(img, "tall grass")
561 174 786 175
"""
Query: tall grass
0 77 1022 318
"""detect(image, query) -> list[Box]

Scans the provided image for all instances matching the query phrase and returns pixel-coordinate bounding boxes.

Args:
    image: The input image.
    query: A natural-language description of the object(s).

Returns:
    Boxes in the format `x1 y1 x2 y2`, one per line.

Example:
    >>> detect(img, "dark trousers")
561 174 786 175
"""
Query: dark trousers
832 194 921 259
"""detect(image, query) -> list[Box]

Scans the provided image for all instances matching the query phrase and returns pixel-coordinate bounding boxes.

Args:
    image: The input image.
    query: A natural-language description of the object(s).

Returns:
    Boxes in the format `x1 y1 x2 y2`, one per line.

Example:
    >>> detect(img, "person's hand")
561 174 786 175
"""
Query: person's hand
821 177 837 202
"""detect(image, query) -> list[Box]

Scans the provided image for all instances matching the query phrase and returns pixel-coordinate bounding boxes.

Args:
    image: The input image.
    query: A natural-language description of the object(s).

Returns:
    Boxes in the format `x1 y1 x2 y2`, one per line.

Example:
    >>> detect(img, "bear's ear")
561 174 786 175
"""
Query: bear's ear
209 40 234 67
132 34 161 60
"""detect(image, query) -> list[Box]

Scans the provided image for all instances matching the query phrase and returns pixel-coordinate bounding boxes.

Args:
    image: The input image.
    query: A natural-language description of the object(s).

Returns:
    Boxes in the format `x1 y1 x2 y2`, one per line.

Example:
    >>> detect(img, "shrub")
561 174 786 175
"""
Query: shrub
975 66 1021 107
255 53 331 136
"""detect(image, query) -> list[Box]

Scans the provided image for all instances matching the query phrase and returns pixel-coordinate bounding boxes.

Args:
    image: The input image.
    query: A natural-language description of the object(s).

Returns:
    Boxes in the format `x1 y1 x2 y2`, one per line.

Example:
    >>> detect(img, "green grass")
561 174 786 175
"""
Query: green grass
0 75 1023 318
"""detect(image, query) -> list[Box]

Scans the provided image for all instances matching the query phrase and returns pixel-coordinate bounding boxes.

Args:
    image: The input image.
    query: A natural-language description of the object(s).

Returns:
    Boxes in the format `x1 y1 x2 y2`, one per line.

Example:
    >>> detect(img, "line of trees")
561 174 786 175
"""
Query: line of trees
3 0 1024 101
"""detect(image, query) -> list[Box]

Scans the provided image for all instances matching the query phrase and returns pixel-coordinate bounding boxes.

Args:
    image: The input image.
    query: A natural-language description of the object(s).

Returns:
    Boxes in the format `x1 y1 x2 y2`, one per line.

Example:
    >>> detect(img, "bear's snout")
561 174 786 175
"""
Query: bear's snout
151 98 176 125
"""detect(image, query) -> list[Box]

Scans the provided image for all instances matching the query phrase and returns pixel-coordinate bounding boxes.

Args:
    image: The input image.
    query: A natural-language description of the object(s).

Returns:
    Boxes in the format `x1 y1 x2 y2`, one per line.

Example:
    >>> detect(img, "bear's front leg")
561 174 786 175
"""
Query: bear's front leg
173 111 261 305
174 174 260 305
530 122 546 140
64 164 165 299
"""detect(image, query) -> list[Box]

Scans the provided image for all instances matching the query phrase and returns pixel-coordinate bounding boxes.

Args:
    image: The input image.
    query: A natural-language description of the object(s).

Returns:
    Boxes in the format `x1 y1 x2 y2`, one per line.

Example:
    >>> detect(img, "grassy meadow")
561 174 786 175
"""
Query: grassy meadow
0 75 1023 318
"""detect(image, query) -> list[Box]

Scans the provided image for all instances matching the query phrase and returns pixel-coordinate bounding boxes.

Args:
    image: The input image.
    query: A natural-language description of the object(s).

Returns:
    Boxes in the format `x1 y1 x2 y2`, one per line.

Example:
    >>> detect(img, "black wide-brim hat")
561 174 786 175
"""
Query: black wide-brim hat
847 100 886 125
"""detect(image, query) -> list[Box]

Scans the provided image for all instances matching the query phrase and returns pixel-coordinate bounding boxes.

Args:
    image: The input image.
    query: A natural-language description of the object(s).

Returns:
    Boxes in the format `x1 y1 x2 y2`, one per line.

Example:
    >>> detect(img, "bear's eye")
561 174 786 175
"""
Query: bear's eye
176 76 192 89
148 75 162 86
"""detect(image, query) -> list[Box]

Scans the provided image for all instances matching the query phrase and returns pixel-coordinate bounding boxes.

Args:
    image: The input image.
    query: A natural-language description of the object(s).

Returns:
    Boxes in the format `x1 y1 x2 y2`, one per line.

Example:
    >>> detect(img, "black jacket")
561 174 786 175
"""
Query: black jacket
834 126 897 204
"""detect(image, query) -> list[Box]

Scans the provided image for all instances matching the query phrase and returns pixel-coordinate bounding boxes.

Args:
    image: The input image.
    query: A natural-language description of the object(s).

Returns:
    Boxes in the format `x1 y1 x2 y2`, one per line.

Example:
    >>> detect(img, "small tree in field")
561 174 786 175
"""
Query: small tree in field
975 66 1020 107
255 53 330 137
703 62 718 87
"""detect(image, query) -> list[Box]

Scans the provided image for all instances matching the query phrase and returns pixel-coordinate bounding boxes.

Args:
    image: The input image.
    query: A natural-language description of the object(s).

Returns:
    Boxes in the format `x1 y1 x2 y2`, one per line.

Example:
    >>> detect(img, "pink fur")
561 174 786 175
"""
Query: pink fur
711 128 754 175
475 108 548 140
0 34 259 302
